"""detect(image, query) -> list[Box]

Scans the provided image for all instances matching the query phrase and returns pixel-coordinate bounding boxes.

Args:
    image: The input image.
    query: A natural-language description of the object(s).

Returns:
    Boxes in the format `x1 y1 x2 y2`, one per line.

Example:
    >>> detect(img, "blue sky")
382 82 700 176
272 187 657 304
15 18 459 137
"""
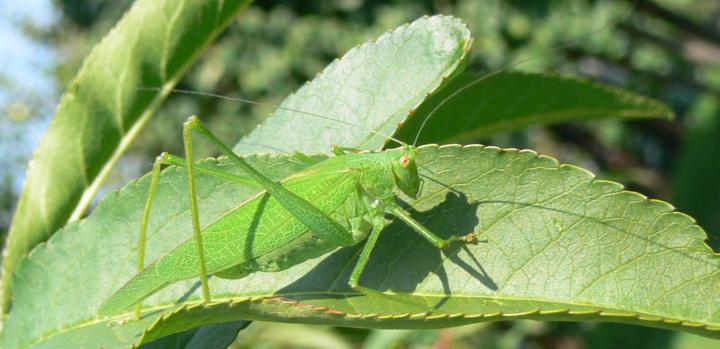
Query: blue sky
0 0 58 194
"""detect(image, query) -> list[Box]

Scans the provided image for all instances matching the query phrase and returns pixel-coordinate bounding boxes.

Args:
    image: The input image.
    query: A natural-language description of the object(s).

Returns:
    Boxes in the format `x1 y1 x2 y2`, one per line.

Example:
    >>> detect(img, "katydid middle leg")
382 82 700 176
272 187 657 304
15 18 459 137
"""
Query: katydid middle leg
348 198 474 290
134 153 166 319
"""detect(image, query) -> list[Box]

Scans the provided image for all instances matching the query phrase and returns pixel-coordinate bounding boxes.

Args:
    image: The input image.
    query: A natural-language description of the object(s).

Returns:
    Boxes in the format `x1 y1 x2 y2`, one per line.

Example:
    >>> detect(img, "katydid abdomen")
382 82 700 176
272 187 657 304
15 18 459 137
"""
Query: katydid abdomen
100 164 368 315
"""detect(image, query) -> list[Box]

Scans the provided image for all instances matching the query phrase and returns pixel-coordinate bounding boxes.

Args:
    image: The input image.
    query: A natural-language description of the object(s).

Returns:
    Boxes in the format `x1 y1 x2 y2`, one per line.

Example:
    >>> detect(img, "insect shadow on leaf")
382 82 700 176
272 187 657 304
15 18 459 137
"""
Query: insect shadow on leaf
278 190 497 309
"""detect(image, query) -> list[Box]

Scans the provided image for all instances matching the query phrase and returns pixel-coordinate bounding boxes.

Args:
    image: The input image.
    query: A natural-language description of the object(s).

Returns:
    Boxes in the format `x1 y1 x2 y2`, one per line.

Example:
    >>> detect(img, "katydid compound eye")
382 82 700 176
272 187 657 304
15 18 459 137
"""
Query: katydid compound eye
399 155 411 167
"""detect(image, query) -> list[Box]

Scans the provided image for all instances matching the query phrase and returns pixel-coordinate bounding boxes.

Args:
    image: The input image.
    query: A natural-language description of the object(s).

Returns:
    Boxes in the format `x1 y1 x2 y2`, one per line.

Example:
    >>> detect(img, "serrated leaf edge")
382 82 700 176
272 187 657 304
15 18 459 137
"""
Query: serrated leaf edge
133 291 720 347
1 0 252 317
240 15 473 152
416 71 675 143
10 144 718 347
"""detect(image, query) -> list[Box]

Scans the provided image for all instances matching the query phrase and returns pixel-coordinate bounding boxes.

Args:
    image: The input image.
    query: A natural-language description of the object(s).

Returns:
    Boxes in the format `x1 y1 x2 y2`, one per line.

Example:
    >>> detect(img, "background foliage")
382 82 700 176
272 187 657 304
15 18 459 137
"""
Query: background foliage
2 0 720 347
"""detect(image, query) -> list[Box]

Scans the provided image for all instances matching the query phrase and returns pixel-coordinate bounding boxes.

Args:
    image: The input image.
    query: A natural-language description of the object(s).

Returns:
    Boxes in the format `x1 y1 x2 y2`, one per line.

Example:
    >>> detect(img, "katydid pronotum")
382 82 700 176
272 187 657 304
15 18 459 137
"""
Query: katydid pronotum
99 115 475 317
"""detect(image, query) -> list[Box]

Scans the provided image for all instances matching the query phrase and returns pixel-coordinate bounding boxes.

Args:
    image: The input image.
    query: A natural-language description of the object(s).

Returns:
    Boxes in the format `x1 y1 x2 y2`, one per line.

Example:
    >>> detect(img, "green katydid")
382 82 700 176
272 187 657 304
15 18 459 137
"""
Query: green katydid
99 3 642 317
98 113 475 317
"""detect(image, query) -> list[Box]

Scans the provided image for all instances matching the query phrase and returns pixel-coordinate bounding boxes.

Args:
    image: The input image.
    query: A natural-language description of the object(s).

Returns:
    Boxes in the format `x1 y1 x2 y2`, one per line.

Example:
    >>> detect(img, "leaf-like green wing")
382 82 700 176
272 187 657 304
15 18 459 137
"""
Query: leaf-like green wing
1 0 253 314
396 71 674 144
233 15 472 155
3 146 719 348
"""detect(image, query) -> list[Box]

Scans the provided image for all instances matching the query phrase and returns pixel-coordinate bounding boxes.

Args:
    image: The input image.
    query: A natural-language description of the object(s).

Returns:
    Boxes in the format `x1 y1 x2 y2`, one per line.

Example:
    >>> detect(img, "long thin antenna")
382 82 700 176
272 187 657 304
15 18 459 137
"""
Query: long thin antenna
412 1 639 146
139 4 720 276
137 87 408 148
143 1 636 150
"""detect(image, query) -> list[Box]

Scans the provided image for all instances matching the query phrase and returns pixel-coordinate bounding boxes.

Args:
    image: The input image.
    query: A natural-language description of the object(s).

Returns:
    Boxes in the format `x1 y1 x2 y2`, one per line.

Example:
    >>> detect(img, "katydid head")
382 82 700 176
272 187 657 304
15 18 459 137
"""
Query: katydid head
392 146 420 199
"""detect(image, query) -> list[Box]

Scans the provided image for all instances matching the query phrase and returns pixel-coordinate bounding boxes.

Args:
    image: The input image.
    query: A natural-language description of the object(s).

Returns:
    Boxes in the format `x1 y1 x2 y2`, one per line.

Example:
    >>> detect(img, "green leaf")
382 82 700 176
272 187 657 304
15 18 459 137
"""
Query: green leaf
233 15 472 155
138 321 248 349
673 95 720 245
1 155 313 349
229 323 354 349
1 0 253 313
395 71 674 144
3 145 719 348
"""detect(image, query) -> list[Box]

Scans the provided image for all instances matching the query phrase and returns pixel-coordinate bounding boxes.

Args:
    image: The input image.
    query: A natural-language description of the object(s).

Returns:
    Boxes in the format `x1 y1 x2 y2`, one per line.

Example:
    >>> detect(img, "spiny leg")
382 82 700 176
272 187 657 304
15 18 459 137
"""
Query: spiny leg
184 116 353 247
348 202 479 300
291 151 321 166
183 120 211 304
163 153 260 188
182 116 331 304
134 153 167 319
387 202 470 248
133 150 268 319
349 197 472 290
347 203 480 308
348 216 430 309
331 145 363 155
349 217 385 289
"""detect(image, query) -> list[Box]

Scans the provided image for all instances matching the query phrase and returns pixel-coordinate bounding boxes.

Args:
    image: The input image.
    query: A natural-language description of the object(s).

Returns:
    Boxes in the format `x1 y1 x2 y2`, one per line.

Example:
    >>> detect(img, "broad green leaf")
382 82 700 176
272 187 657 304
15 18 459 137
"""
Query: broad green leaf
395 71 674 144
3 145 719 348
1 0 253 313
138 321 248 349
1 155 315 349
670 331 720 349
233 15 472 155
229 323 354 349
585 322 675 349
673 95 720 246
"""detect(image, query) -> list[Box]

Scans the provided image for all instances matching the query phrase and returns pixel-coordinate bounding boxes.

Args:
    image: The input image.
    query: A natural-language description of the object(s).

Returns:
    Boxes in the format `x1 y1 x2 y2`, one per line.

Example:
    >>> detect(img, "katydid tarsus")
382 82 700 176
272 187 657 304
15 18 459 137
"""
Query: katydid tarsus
99 3 643 318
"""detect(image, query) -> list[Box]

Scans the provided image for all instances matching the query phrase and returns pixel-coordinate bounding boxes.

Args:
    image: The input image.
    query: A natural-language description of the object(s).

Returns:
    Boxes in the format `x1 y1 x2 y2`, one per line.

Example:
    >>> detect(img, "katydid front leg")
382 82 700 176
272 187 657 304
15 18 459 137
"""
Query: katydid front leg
347 197 473 291
134 152 165 319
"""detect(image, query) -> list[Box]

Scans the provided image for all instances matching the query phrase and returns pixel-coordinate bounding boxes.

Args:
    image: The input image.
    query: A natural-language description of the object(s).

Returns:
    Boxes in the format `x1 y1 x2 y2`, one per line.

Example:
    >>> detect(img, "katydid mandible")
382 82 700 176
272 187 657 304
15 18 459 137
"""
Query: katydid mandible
98 115 473 316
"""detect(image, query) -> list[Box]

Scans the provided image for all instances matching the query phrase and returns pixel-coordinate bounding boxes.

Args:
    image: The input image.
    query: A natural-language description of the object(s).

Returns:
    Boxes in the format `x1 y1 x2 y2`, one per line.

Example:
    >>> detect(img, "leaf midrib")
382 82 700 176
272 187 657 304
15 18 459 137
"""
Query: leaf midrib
31 289 719 348
434 108 671 143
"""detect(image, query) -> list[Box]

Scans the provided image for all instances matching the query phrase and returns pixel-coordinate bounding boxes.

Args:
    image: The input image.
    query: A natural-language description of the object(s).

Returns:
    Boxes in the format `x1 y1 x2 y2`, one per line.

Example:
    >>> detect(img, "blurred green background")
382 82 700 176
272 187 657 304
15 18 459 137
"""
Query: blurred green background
2 0 720 347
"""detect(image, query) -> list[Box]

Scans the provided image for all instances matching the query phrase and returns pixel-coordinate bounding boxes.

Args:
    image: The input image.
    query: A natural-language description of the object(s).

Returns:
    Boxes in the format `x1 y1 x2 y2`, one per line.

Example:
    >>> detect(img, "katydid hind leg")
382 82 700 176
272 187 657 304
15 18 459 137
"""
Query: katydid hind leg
331 145 363 155
139 153 267 284
291 151 321 165
132 149 248 315
184 116 354 247
164 153 261 188
183 120 212 303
